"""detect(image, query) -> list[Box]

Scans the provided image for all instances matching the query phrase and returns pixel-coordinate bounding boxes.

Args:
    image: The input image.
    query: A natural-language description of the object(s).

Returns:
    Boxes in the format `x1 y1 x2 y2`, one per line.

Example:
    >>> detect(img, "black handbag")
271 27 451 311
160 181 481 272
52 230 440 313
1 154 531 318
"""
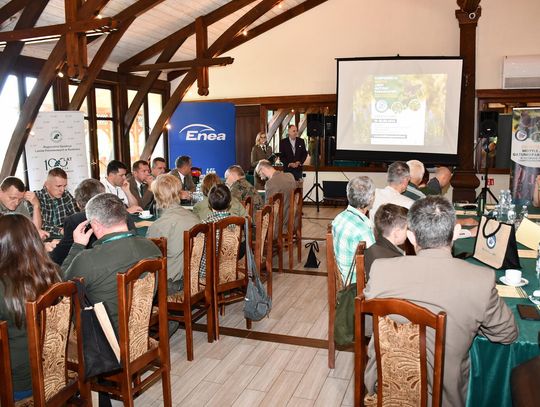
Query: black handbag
334 258 357 346
243 218 272 321
73 280 121 379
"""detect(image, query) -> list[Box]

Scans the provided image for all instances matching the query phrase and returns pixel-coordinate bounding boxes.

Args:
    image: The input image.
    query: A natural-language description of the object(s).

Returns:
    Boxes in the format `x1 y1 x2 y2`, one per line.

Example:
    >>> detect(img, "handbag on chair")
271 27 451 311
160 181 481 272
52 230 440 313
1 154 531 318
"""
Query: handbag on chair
243 218 272 321
334 258 357 346
473 215 521 269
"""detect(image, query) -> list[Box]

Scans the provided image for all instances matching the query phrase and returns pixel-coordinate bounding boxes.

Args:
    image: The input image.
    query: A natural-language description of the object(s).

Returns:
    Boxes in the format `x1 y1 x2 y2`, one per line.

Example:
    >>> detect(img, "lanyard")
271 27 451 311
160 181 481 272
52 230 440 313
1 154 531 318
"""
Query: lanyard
100 232 135 245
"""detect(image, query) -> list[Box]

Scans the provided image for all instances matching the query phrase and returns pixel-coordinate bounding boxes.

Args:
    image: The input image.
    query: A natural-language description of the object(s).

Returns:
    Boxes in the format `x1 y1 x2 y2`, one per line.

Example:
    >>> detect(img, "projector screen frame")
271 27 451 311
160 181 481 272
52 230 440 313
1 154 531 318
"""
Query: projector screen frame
334 55 463 166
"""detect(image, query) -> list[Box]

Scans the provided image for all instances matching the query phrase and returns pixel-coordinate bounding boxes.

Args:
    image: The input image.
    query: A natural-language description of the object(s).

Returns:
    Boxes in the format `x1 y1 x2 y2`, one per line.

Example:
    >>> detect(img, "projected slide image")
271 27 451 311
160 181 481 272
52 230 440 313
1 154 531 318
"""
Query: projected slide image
352 74 447 147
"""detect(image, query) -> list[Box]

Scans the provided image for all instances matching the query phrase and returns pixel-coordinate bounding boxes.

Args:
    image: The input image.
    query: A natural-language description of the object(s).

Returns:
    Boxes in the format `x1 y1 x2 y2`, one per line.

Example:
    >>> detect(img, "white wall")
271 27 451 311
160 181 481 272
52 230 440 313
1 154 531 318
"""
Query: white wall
180 0 540 100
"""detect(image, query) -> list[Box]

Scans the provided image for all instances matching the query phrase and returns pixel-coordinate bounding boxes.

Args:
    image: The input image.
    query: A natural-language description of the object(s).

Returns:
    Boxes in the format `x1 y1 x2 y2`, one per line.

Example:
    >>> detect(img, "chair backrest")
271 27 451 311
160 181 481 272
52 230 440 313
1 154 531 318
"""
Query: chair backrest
255 205 273 262
355 295 446 407
25 281 85 405
212 216 248 286
242 196 253 220
183 223 212 299
355 241 367 292
0 320 14 406
268 193 283 239
117 257 168 364
149 237 167 258
288 187 303 233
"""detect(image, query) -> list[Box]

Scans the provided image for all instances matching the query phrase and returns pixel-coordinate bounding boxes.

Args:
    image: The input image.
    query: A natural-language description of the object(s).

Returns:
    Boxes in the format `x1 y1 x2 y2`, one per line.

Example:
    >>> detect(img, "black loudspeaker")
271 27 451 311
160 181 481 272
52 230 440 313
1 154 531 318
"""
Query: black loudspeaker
479 111 499 139
307 114 324 138
324 115 337 166
495 114 512 169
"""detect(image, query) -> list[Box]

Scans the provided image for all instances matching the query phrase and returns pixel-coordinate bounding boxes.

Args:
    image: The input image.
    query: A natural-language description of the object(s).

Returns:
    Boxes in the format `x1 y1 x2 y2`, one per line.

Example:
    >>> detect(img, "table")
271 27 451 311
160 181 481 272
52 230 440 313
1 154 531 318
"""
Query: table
453 230 540 407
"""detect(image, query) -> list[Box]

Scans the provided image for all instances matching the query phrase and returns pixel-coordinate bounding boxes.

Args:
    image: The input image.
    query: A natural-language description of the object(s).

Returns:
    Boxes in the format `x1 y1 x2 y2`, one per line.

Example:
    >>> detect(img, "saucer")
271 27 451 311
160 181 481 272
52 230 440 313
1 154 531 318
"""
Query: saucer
528 295 540 306
139 214 152 220
499 276 528 287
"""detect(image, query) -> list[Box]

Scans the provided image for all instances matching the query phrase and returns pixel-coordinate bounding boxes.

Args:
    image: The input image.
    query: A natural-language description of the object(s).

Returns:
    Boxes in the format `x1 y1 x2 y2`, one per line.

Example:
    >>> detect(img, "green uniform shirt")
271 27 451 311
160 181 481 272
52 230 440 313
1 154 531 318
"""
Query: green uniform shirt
62 231 161 332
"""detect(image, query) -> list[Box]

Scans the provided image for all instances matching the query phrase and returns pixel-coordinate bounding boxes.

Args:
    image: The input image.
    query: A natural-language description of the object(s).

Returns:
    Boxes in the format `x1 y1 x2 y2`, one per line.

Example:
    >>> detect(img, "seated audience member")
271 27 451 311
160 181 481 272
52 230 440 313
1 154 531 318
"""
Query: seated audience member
331 176 376 283
102 160 142 214
370 161 414 222
364 203 407 277
49 179 136 265
419 168 430 189
423 166 452 195
225 164 264 211
193 173 246 221
169 155 196 197
403 159 427 201
146 175 199 294
533 174 540 207
62 193 161 331
128 159 154 210
151 157 167 178
364 196 518 406
0 176 46 238
0 214 61 401
32 168 77 235
255 159 296 236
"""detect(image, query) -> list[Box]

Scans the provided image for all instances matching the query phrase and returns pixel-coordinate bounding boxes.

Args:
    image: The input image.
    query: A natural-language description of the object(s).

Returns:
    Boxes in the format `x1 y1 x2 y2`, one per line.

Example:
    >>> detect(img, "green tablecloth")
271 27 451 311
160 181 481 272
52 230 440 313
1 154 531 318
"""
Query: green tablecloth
453 235 540 407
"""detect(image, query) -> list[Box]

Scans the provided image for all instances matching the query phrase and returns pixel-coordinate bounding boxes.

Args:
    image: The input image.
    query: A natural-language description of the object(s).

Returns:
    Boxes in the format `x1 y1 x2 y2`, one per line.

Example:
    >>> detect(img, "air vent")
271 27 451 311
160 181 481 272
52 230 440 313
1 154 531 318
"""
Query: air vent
502 55 540 89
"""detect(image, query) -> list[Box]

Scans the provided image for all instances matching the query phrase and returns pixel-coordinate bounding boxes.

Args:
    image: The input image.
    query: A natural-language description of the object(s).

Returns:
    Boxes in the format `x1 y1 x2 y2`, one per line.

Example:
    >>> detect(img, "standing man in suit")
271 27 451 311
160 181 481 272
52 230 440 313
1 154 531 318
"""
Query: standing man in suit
251 131 273 189
128 160 154 210
169 155 196 199
363 196 518 406
279 124 307 181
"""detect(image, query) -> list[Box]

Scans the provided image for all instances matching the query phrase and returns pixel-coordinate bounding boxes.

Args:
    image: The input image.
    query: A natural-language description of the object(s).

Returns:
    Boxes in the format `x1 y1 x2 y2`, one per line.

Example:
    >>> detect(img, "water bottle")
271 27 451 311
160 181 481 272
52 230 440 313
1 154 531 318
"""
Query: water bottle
536 243 540 280
492 204 500 221
507 204 516 224
522 205 529 219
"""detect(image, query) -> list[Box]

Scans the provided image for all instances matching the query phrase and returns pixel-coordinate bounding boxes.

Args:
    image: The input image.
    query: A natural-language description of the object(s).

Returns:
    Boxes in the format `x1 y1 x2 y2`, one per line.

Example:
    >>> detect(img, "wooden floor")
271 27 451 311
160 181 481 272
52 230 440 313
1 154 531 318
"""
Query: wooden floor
103 206 354 406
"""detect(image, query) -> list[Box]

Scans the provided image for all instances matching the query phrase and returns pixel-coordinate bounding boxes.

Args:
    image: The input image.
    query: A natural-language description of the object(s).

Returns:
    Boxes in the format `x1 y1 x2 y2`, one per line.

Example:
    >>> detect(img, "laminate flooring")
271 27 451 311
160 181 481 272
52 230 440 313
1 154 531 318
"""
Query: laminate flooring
101 206 355 406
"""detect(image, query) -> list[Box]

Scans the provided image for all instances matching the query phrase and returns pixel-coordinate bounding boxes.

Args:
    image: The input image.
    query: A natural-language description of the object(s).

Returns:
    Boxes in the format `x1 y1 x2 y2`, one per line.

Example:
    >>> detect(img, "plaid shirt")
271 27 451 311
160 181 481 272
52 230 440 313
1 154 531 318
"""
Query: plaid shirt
32 187 77 235
332 205 375 283
199 211 231 279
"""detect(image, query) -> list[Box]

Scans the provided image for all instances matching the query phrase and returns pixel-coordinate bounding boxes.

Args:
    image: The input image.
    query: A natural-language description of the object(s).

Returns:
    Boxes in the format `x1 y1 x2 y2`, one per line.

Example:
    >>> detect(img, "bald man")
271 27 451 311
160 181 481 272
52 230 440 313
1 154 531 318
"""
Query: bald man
423 166 452 195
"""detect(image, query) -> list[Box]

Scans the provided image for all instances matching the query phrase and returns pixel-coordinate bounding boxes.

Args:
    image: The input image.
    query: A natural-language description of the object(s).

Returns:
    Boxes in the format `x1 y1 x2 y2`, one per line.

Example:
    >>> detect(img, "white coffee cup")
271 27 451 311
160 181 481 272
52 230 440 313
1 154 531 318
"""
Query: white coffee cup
505 269 522 285
140 210 151 218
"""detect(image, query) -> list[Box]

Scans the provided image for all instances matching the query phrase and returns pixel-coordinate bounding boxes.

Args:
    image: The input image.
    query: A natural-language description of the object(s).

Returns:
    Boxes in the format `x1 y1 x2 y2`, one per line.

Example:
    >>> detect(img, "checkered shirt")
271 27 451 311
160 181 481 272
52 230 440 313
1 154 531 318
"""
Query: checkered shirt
32 187 77 235
199 211 232 279
332 205 375 283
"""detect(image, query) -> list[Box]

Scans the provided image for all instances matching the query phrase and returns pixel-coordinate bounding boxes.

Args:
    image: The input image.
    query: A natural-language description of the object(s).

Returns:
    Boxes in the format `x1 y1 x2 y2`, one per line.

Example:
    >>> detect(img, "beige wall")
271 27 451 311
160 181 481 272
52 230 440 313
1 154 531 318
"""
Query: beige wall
182 0 540 99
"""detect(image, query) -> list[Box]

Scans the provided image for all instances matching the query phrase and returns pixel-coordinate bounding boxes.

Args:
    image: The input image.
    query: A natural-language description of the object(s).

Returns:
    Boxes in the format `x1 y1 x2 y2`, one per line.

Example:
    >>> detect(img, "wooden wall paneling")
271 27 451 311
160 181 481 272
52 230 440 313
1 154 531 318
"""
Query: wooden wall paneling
0 0 110 179
0 0 49 94
235 105 261 171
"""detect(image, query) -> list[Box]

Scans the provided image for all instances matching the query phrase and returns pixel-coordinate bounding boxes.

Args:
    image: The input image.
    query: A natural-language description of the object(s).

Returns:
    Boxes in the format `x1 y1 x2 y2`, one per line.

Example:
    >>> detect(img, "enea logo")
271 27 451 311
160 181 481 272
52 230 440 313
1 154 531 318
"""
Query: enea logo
179 124 226 141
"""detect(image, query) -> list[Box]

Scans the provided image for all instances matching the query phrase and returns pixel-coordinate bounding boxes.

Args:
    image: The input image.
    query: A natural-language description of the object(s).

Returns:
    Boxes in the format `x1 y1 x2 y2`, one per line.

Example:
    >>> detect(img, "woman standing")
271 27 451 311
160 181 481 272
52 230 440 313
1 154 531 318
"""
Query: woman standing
251 131 273 190
0 214 61 401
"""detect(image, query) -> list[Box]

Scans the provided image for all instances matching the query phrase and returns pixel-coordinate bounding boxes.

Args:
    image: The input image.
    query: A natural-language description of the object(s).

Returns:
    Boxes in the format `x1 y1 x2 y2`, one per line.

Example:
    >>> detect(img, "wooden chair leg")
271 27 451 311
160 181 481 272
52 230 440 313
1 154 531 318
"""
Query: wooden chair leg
266 259 273 299
206 302 215 343
214 296 220 340
296 232 302 263
246 318 252 330
121 369 135 407
288 233 294 271
185 307 194 361
161 365 172 407
277 235 283 273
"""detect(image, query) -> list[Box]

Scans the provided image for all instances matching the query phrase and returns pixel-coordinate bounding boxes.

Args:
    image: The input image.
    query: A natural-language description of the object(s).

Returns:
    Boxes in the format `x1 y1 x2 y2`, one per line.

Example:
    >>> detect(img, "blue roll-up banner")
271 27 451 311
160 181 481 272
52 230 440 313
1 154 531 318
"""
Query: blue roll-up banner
168 102 236 176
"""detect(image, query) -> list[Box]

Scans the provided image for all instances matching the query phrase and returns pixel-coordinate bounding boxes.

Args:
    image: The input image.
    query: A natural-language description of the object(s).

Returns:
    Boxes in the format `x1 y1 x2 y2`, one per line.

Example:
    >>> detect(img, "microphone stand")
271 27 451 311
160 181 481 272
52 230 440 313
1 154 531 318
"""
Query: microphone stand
304 135 324 212
475 137 498 213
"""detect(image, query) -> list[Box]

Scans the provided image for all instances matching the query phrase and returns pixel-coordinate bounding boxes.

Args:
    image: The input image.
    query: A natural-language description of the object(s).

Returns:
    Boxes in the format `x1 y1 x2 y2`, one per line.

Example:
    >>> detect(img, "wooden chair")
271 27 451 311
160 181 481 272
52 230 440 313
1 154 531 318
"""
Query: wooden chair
326 231 366 369
211 216 251 339
242 196 253 220
268 192 284 273
283 187 303 272
254 205 274 299
0 320 14 406
25 281 91 406
354 295 446 407
92 258 172 407
153 226 215 361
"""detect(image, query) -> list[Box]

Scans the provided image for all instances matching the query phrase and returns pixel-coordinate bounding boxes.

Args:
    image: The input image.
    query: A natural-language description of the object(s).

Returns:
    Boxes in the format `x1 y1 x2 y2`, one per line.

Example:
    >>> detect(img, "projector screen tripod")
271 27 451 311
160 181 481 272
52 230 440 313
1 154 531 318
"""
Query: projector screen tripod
475 133 498 213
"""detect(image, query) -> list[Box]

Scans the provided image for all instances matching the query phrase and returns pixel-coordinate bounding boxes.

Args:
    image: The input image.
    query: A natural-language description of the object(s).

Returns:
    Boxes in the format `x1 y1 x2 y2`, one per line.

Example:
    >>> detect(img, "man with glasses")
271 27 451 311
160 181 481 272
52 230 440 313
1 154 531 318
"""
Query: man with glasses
102 160 142 214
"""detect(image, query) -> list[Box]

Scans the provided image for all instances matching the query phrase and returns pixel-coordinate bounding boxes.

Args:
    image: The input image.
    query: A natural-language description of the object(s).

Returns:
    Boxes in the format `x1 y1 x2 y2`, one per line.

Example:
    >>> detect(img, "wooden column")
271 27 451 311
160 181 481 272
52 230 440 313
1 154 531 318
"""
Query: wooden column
452 3 481 202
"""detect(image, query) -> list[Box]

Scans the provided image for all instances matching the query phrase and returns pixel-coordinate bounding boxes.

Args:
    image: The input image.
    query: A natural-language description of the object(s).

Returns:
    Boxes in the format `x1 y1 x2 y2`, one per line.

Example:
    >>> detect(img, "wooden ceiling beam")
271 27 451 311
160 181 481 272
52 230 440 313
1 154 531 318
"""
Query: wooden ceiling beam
0 0 110 179
0 0 48 93
127 57 233 73
69 0 167 109
118 0 256 70
195 16 209 96
223 0 328 53
0 0 28 26
266 109 289 143
0 17 118 43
